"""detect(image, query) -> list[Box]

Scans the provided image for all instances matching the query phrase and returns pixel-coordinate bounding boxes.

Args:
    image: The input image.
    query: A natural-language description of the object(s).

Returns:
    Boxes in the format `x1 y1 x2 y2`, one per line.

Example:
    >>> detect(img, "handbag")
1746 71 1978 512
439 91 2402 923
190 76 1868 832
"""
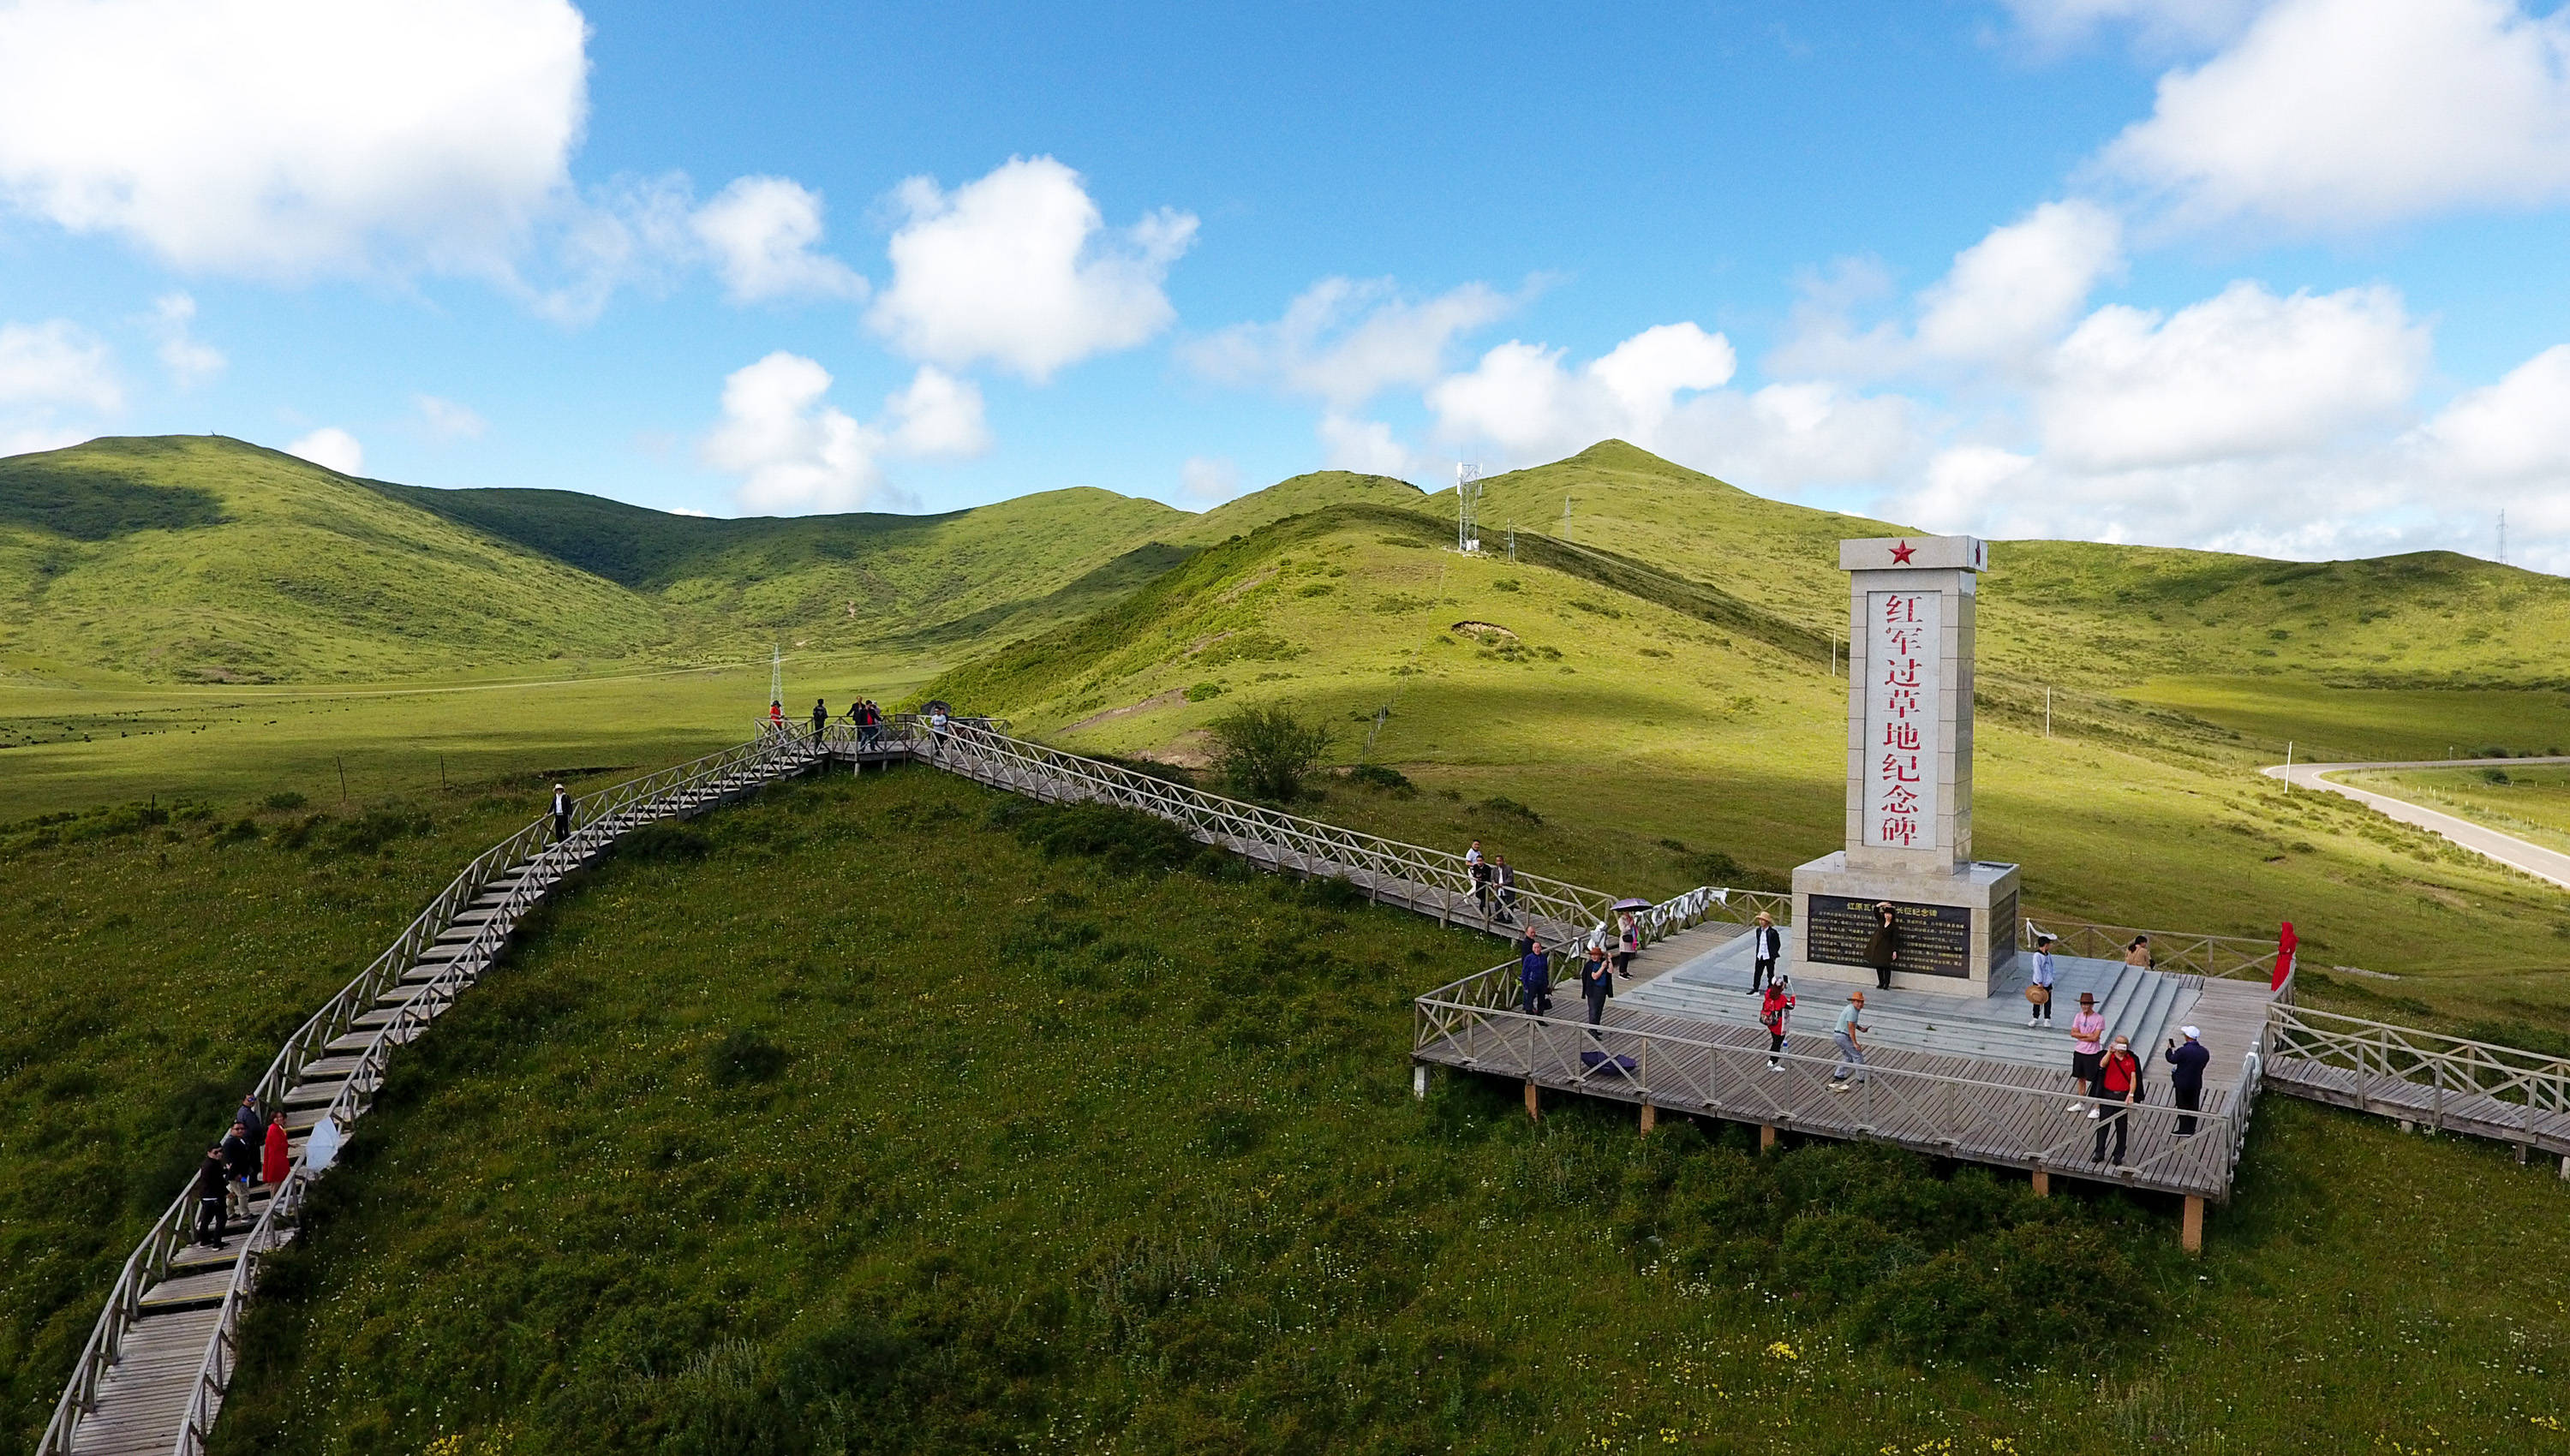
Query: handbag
2024 983 2051 1005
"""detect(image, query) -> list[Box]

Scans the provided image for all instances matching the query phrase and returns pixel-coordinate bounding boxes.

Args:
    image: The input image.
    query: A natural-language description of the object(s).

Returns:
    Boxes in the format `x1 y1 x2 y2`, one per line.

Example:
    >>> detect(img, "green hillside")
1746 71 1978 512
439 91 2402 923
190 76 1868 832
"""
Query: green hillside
0 438 676 683
373 480 1194 653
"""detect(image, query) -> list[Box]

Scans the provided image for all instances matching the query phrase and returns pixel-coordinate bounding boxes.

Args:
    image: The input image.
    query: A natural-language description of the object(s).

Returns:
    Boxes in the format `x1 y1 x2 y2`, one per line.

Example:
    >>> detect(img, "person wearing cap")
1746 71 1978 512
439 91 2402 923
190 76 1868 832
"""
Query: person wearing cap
2067 990 2106 1114
1748 911 1783 994
2166 1024 2211 1136
2026 933 2057 1026
1827 991 1869 1090
2092 1035 2145 1165
550 782 572 844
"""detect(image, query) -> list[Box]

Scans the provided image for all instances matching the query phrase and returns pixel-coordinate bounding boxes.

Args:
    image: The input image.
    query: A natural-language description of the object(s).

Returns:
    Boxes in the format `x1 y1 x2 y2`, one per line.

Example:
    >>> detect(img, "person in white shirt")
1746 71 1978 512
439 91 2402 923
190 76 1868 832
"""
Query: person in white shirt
2028 933 2057 1027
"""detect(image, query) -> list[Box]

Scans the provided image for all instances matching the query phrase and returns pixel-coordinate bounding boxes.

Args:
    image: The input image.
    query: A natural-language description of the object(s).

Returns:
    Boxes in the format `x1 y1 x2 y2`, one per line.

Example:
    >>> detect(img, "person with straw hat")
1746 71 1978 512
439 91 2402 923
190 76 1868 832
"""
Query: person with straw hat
2067 990 2106 1114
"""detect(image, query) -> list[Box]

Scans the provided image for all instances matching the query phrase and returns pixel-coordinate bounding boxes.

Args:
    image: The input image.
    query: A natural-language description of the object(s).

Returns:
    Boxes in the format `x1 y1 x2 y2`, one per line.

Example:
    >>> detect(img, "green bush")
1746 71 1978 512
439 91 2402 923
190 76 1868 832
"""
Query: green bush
262 791 307 811
706 1030 790 1088
1347 763 1414 795
318 808 430 856
999 801 1202 875
1184 680 1224 702
1208 705 1333 801
1476 795 1541 825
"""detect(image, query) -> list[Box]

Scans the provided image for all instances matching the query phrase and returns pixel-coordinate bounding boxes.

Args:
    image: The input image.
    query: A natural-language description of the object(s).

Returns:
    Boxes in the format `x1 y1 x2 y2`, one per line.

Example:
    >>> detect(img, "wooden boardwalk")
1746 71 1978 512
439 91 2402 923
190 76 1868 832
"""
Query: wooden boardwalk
1415 946 2253 1204
48 716 2566 1452
43 737 822 1456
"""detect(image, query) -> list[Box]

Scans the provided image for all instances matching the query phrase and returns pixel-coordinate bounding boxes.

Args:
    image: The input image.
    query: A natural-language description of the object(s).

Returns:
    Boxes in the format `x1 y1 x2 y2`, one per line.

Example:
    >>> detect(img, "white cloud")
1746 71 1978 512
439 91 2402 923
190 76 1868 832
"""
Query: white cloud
2417 343 2570 483
881 365 989 458
0 0 589 280
2037 281 2427 471
2096 0 2570 235
0 319 121 412
690 175 867 304
1423 323 1921 489
520 171 695 326
1184 276 1523 408
1318 415 1432 479
286 427 365 475
1997 0 2263 53
415 395 488 442
0 319 120 455
145 292 225 387
1180 455 1243 503
667 505 712 517
868 157 1196 382
699 354 985 515
1914 201 2125 369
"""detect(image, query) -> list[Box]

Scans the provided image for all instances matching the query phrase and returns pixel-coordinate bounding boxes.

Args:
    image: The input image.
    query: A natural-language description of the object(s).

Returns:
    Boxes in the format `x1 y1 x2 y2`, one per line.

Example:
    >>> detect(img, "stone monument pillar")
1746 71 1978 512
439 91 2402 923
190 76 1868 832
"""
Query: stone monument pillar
1790 534 2021 999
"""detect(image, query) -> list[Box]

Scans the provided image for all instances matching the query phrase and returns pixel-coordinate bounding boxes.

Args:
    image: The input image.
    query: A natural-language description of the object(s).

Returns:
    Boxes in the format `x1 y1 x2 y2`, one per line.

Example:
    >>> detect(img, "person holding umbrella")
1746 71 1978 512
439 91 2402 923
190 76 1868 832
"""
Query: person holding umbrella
1611 899 1649 979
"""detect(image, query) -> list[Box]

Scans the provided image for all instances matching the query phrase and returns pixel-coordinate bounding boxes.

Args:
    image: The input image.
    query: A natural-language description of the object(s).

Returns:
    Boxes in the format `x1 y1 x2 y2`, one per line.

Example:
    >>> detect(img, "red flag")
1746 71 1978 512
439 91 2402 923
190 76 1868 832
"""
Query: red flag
2271 920 2298 991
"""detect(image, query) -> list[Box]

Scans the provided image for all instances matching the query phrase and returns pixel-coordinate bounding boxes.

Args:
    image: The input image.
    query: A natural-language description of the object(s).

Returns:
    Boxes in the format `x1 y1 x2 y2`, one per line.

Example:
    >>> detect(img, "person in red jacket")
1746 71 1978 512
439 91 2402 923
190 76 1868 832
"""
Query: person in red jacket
262 1116 290 1187
1760 975 1796 1071
2091 1035 2146 1165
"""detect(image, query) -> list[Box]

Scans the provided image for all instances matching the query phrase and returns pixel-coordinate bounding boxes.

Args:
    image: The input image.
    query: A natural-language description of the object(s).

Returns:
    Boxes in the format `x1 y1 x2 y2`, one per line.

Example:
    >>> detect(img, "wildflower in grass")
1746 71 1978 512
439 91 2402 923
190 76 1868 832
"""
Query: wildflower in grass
1766 1340 1799 1361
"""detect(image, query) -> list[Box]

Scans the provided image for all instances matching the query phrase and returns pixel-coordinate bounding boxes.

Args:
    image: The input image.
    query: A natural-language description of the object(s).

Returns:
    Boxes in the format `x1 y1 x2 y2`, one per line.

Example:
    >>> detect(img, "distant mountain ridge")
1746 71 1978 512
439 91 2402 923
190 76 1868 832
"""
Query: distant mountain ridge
1 433 2560 692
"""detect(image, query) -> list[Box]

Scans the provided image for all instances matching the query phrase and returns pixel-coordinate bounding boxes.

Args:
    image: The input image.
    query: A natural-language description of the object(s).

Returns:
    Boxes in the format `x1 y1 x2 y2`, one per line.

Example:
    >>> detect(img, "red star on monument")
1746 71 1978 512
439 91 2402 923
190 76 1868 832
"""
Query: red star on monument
1890 540 1916 564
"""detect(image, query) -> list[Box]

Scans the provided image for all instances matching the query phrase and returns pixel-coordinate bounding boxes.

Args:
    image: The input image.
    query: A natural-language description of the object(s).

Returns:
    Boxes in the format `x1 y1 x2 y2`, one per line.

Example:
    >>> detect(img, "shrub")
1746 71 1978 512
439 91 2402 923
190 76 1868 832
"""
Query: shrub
707 1029 790 1088
1209 706 1333 801
1476 796 1542 825
2482 768 2511 785
1184 681 1224 702
319 808 430 856
1491 577 1521 592
1004 801 1201 875
1348 763 1414 795
263 791 308 811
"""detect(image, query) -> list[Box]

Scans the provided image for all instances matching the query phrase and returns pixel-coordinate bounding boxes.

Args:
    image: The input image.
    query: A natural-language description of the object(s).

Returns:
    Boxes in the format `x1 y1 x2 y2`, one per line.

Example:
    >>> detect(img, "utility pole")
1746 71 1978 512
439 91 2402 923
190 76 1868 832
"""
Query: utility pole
1507 522 1515 561
2284 740 2292 793
1562 494 1572 543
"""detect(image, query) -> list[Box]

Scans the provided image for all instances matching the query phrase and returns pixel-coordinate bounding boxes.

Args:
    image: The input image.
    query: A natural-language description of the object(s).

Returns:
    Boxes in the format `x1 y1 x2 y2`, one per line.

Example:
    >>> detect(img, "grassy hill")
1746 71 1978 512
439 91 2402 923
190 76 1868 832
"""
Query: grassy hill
13 768 2525 1455
0 438 677 683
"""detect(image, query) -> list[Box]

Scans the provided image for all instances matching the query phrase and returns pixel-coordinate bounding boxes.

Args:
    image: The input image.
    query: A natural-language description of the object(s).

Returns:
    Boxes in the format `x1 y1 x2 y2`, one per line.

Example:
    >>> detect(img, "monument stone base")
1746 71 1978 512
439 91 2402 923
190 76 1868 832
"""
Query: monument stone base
1788 854 2022 1000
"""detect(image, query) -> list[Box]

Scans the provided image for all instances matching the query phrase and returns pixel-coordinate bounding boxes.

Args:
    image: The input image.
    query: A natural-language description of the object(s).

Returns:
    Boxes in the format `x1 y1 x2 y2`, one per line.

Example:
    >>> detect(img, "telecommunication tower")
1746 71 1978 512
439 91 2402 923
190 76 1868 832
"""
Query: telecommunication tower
2497 510 2507 565
768 642 783 709
1455 462 1483 552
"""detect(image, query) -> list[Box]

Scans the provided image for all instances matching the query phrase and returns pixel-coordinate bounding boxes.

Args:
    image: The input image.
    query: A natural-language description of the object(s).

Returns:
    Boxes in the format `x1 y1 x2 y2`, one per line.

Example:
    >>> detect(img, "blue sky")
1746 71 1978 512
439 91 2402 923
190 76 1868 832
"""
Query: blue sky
4 0 2570 568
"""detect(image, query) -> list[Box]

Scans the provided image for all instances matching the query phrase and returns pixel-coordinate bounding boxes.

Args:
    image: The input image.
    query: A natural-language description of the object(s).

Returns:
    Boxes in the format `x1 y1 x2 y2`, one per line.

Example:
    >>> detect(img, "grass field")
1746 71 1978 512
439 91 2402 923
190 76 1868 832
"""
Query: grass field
2340 763 2570 861
167 769 2570 1455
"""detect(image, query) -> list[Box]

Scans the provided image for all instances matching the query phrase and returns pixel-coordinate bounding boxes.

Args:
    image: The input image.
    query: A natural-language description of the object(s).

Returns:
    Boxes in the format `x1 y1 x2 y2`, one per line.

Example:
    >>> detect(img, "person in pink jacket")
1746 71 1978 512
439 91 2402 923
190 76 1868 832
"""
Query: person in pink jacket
2067 990 2107 1115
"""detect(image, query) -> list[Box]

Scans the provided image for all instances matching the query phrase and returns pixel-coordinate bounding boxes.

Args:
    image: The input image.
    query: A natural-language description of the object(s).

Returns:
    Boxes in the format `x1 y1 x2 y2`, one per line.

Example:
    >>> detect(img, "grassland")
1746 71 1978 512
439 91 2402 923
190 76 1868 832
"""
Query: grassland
2340 763 2570 861
152 769 2569 1455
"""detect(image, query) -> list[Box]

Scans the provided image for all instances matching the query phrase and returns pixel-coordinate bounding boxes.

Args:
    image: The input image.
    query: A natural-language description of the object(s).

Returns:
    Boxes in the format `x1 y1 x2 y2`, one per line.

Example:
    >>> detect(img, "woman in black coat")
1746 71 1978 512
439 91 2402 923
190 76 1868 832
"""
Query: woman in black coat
1863 902 1899 990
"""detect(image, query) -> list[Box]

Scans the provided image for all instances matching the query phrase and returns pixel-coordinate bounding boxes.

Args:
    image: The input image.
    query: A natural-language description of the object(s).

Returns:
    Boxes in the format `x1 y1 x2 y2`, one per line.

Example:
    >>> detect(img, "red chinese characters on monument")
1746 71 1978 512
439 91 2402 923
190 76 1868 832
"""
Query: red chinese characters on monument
1861 591 1942 850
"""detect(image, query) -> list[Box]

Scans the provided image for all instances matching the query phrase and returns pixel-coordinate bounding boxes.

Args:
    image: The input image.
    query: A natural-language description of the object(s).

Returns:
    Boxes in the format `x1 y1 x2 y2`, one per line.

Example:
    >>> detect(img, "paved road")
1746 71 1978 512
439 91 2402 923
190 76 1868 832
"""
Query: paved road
2262 756 2570 890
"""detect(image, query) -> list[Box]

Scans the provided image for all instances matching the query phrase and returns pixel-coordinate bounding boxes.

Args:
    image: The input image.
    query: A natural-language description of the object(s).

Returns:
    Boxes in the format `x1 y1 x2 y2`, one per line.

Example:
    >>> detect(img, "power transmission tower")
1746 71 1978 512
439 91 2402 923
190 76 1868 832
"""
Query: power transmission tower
1455 462 1483 552
2497 510 2507 565
1561 494 1572 544
768 642 783 709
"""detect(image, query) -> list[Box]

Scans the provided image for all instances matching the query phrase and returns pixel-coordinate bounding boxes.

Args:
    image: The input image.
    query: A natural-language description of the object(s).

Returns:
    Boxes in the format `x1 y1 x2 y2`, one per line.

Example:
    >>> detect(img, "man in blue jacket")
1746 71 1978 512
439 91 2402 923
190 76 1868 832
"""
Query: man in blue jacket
1519 936 1552 1016
2166 1025 2211 1136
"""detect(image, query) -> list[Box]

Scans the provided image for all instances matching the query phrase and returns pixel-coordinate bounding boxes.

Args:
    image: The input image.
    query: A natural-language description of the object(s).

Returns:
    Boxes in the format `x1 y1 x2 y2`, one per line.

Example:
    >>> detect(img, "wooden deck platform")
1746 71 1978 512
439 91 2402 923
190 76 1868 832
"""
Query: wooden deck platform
2268 1054 2570 1157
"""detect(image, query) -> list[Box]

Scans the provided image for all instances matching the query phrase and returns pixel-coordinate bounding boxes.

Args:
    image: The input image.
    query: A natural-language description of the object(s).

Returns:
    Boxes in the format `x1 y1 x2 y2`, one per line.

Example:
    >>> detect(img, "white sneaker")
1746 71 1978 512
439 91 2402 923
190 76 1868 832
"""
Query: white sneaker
2028 1014 2039 1026
2088 1107 2101 1120
2067 1101 2083 1113
1767 1059 1781 1071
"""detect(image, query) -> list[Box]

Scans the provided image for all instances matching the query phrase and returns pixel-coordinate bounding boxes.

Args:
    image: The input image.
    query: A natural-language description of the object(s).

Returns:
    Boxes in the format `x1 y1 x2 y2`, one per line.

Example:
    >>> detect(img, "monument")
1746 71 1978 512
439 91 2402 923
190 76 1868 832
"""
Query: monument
1790 534 2021 999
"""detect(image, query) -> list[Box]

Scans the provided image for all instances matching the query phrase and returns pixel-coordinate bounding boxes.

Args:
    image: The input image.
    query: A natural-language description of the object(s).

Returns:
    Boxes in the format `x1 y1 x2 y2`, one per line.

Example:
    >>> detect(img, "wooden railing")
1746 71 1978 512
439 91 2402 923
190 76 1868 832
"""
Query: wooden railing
1411 986 2254 1197
2020 911 2278 981
2265 1004 2570 1146
39 732 811 1456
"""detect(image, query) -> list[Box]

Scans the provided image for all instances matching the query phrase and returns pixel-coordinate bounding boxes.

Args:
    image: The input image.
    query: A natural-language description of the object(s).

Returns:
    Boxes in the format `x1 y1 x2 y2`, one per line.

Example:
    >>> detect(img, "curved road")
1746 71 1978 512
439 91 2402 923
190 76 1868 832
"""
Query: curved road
2262 756 2570 890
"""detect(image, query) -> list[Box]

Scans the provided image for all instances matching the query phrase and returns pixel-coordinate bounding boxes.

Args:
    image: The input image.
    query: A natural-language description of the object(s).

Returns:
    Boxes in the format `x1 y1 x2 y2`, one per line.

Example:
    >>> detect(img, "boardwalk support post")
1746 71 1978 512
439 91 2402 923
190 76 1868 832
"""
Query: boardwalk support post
1759 1124 1776 1153
1640 1103 1656 1135
1412 1064 1428 1101
1524 1081 1540 1120
2031 1167 2048 1197
2182 1196 2204 1255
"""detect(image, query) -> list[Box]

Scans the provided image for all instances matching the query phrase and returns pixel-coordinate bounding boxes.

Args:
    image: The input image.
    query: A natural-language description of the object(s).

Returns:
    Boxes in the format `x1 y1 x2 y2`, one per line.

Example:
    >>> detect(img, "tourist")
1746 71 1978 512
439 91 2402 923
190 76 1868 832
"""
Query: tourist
1827 991 1869 1090
811 697 828 743
929 704 950 735
261 1114 290 1188
768 699 785 726
2166 1025 2210 1136
2092 1035 2145 1165
2028 933 2057 1026
1748 910 1783 994
1467 841 1490 913
550 782 571 844
2067 991 2107 1114
235 1093 266 1145
1493 855 1519 922
1580 942 1614 1033
1614 910 1641 978
2123 934 2153 969
220 1118 259 1222
192 1144 230 1246
305 1113 343 1173
858 699 882 749
1520 936 1552 1016
1863 901 1898 990
1761 972 1796 1071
